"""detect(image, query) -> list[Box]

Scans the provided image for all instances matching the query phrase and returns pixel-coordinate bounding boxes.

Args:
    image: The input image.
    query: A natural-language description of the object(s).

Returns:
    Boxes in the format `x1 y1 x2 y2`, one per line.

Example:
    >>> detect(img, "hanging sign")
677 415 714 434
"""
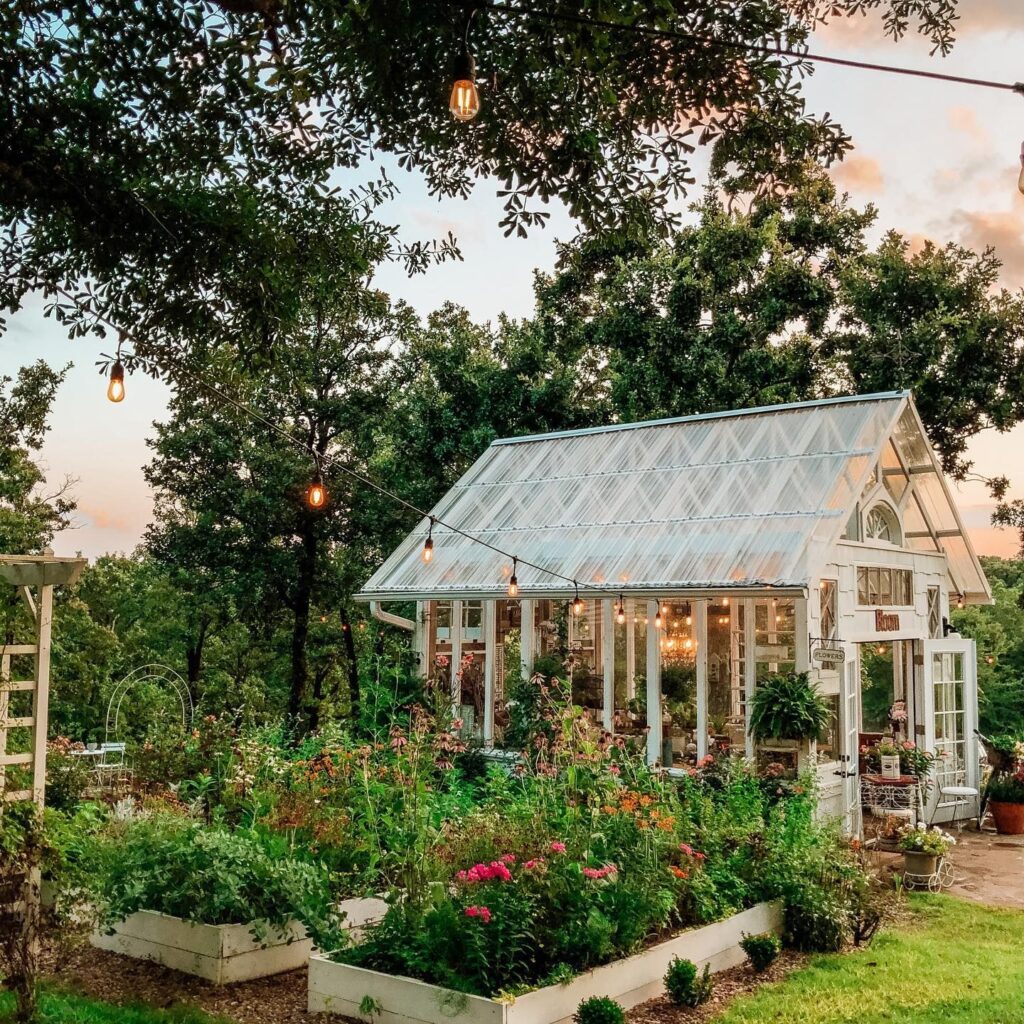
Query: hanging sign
812 644 846 666
874 610 900 632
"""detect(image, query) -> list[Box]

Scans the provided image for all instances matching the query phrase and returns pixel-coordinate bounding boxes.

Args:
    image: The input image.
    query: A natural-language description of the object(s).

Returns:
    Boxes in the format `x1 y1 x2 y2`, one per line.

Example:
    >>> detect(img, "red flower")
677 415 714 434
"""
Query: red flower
465 905 491 924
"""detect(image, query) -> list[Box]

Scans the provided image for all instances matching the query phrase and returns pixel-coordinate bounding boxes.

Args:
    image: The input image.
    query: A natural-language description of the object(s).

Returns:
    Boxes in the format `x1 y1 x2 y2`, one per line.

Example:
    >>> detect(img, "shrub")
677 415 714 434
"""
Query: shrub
783 884 849 953
664 957 713 1007
94 813 344 950
574 996 625 1024
748 673 830 742
740 932 781 972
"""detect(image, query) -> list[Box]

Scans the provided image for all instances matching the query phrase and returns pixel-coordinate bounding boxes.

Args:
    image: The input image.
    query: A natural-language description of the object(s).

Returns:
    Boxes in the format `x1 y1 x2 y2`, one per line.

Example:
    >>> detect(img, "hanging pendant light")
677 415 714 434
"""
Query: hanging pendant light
423 517 435 563
508 557 519 597
572 582 584 616
107 359 125 403
615 595 626 625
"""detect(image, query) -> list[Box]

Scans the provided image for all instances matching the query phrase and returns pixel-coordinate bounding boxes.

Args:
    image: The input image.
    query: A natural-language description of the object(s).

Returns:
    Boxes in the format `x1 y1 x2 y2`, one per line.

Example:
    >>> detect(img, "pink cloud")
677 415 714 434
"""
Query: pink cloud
830 153 884 194
947 106 990 146
815 1 1024 44
949 204 1024 288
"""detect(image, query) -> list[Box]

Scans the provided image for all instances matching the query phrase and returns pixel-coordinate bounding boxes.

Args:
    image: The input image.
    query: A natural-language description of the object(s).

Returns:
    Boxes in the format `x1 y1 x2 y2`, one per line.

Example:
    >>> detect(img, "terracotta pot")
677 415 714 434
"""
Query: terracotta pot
902 850 939 877
990 800 1024 836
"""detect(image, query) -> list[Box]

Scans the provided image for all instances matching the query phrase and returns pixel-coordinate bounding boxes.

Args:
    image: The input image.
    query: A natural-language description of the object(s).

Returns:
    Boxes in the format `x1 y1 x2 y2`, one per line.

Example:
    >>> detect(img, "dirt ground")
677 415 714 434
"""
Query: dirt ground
41 825 1024 1024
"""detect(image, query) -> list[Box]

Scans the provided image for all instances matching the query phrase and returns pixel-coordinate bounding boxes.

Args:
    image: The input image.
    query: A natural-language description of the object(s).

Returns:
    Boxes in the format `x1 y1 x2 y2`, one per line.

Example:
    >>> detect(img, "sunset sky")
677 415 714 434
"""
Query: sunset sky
4 2 1024 561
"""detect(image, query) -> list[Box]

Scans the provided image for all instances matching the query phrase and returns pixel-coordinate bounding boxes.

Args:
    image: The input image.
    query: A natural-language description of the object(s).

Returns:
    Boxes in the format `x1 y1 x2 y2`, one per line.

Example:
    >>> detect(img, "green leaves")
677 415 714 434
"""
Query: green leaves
748 672 831 742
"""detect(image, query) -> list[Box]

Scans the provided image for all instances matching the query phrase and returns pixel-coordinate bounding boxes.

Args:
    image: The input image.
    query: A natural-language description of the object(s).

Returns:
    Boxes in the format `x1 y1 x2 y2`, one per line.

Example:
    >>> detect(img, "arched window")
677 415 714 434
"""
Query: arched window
864 503 901 545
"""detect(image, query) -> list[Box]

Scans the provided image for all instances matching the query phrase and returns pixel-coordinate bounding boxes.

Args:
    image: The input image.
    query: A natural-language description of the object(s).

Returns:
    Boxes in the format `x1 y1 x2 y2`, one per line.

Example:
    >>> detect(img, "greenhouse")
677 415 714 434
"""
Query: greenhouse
361 391 990 828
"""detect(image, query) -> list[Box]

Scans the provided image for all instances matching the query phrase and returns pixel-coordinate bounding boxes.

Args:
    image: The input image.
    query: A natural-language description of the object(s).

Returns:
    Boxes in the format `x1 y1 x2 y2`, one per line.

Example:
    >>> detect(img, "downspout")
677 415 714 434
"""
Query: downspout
370 601 415 632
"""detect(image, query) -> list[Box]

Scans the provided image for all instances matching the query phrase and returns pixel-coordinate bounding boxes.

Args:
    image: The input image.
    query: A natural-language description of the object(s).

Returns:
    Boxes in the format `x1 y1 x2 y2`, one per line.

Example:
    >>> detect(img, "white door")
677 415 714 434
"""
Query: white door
921 638 978 823
839 659 861 834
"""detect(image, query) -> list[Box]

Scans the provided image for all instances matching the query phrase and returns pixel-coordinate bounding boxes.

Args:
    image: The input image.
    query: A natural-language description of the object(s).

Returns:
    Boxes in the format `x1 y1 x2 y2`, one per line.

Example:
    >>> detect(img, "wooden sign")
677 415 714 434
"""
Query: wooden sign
812 645 846 666
874 609 900 632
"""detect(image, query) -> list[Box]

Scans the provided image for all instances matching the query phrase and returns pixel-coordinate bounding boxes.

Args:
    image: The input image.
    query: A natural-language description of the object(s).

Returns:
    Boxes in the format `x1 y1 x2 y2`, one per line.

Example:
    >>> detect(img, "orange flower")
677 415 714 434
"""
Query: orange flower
602 805 618 815
669 865 689 879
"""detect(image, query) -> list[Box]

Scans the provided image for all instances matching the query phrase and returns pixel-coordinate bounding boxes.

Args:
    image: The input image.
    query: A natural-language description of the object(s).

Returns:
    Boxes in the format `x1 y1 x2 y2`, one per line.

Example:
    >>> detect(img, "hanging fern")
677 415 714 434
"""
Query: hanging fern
749 673 831 742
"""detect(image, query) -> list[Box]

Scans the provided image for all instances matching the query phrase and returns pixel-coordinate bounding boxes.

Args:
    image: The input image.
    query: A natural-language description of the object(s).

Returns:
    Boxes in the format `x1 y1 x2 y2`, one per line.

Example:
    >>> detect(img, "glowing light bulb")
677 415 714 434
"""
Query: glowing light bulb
654 608 664 629
107 360 125 403
722 597 730 607
423 519 435 563
986 654 995 665
615 596 626 625
307 473 327 509
449 48 479 121
508 558 519 598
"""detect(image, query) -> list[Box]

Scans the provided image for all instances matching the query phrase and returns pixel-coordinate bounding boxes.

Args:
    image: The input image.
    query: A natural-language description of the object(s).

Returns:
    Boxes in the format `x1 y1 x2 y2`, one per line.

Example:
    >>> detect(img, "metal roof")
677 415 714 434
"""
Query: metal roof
358 392 990 603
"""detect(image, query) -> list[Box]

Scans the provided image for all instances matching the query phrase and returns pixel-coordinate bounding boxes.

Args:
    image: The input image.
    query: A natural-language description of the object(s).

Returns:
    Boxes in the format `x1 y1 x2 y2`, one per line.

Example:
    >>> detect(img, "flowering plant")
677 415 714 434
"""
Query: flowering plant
987 767 1024 805
861 739 935 779
897 823 954 857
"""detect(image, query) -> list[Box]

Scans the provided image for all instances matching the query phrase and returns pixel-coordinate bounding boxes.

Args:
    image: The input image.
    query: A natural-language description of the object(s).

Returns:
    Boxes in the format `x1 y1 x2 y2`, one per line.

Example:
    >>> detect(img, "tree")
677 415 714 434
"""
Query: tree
0 360 75 554
2 1 957 362
517 173 1024 486
145 288 409 731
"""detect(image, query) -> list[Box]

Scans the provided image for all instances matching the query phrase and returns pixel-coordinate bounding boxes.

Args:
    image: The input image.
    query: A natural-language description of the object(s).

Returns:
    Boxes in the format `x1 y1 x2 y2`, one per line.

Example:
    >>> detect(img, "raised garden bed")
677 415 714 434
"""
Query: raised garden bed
308 900 782 1024
91 896 388 984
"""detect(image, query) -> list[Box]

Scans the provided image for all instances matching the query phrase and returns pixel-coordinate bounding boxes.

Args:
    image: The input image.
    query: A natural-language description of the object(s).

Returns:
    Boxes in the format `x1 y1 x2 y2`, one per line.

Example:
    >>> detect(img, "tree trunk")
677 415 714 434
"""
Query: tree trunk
288 526 318 732
339 606 360 724
185 617 209 687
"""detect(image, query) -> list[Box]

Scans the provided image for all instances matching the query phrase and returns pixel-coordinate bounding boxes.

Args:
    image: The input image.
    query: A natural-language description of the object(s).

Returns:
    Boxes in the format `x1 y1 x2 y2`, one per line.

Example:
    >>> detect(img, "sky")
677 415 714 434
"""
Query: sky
4 2 1024 562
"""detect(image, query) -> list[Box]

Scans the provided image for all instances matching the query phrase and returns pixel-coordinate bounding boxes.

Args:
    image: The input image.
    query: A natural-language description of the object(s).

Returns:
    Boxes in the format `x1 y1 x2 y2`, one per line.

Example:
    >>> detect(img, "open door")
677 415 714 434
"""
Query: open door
839 658 862 835
921 638 978 824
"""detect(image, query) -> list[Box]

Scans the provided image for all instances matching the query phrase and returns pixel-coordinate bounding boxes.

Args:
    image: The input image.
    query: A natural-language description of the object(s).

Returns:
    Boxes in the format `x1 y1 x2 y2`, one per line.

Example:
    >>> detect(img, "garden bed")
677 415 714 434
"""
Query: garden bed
308 901 782 1024
91 910 313 984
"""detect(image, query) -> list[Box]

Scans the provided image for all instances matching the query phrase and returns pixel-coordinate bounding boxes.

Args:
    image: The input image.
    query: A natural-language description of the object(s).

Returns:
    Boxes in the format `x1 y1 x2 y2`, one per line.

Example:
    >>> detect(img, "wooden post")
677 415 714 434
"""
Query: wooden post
601 599 615 732
450 600 463 714
696 599 709 760
625 599 636 701
646 600 662 766
744 600 756 761
483 602 497 748
520 599 535 679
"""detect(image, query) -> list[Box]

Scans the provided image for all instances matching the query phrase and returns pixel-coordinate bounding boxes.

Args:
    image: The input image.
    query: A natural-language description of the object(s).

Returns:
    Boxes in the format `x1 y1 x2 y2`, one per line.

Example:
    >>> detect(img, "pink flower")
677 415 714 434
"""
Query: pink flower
435 655 450 668
523 858 545 870
465 905 492 924
459 861 513 884
902 741 916 750
550 841 567 854
678 843 694 857
582 864 618 880
500 854 516 865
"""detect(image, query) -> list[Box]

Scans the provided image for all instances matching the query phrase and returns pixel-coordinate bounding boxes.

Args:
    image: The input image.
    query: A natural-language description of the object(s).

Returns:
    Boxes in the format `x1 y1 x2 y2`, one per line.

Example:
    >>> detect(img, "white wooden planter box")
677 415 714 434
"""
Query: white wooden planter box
90 896 387 984
309 900 782 1024
91 910 312 984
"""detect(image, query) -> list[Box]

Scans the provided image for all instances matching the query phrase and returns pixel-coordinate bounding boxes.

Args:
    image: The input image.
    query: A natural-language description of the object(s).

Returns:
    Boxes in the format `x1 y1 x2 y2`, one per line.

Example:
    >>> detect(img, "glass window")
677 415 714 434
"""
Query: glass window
820 580 837 641
755 598 796 681
856 566 913 607
816 694 841 764
660 601 697 765
865 503 902 546
927 586 942 639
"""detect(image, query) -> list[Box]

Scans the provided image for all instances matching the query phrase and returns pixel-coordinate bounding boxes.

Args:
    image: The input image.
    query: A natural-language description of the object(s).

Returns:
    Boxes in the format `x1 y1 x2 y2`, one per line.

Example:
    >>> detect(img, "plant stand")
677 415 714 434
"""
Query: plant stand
902 855 956 893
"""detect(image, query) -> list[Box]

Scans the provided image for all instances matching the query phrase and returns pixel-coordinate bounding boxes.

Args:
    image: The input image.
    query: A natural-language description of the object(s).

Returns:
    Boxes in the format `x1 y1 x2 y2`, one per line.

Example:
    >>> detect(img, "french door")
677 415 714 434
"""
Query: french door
921 638 978 821
840 659 862 834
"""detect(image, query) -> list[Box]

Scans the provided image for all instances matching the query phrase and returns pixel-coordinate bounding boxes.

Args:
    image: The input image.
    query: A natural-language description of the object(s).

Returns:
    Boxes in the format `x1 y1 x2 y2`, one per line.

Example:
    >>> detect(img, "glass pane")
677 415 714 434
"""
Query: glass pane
661 600 697 765
708 598 741 752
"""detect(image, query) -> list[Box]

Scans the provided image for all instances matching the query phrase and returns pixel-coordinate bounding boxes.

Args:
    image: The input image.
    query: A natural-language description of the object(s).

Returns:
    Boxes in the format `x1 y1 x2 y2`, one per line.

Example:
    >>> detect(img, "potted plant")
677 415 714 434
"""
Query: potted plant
748 673 830 774
986 768 1024 835
897 823 954 877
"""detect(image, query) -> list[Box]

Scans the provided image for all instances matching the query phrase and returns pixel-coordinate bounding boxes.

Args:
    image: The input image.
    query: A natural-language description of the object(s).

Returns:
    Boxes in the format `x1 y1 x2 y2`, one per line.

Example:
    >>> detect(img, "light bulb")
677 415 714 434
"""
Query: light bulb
508 559 519 598
450 48 479 121
722 597 730 607
423 536 434 563
654 609 663 629
107 360 125 403
307 473 327 509
572 587 584 616
615 596 626 625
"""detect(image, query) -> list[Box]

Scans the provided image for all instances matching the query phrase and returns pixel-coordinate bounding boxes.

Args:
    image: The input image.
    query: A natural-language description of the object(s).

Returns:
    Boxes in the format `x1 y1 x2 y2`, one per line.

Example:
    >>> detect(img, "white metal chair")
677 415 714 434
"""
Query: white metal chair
931 784 982 831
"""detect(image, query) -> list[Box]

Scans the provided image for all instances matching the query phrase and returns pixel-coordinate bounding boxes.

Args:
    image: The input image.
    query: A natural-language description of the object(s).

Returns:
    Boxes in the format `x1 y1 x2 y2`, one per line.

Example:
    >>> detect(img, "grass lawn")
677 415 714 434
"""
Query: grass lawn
0 991 223 1024
716 894 1024 1024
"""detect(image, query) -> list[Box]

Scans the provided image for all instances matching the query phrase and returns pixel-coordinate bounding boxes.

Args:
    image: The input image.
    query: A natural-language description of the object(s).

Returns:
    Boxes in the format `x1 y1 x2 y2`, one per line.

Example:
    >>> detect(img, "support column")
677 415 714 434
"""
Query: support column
696 599 709 760
601 600 615 731
794 597 809 674
625 599 636 700
646 599 662 766
483 601 497 748
520 599 536 679
450 600 463 714
31 584 53 804
744 599 756 761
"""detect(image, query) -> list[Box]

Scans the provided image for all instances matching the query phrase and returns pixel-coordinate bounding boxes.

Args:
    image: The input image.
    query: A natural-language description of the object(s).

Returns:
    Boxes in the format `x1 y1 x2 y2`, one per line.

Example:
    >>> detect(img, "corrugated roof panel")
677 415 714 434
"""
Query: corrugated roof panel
360 394 926 600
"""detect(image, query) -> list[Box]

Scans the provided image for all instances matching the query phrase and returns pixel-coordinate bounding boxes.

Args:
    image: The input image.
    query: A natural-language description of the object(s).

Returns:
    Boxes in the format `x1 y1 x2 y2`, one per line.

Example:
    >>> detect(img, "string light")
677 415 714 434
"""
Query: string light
615 595 626 624
876 644 887 656
722 597 730 607
956 593 965 609
306 469 327 509
654 603 664 629
107 359 125 403
450 10 480 121
423 517 435 563
985 654 995 665
508 557 519 597
572 583 584 616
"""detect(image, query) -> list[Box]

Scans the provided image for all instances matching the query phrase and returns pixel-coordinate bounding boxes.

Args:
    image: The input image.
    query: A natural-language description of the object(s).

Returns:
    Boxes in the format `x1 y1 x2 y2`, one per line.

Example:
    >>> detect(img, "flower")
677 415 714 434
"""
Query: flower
669 865 689 879
523 858 545 870
608 765 621 776
678 842 694 857
550 841 567 854
582 864 618 880
464 905 492 924
500 853 516 865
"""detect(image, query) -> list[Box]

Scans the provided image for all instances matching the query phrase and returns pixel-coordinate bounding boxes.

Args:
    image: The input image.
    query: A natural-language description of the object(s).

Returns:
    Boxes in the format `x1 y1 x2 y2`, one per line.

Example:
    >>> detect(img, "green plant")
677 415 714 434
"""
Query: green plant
740 932 781 972
897 824 954 857
95 813 344 951
987 767 1024 803
782 883 849 953
664 957 713 1007
748 673 830 742
574 996 625 1024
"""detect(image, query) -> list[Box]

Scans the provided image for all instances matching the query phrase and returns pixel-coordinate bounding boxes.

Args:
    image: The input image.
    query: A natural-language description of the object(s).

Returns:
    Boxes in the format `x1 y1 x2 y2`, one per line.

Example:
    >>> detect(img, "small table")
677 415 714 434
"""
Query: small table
861 774 923 827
